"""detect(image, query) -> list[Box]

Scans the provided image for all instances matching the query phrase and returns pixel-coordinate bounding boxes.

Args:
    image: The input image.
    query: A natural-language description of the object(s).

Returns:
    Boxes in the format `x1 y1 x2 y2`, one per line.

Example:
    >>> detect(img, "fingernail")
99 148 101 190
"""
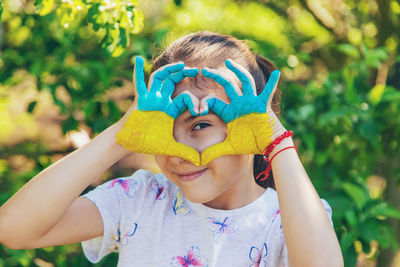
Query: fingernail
198 106 208 115
189 108 197 116
135 56 143 64
199 109 208 116
272 70 280 76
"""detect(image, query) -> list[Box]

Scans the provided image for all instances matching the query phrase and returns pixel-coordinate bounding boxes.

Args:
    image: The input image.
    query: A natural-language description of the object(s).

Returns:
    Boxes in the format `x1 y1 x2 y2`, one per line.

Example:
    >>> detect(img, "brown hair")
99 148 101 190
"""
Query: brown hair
151 31 281 189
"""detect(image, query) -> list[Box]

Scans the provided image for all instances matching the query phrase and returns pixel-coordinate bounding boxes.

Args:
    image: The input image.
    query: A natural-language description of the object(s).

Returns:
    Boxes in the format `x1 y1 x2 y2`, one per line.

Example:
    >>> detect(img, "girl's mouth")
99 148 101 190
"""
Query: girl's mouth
175 168 208 181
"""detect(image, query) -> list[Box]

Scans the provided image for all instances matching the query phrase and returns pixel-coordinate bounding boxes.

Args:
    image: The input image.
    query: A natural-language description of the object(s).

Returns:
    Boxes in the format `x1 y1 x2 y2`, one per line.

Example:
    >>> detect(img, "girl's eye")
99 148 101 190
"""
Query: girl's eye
192 122 210 131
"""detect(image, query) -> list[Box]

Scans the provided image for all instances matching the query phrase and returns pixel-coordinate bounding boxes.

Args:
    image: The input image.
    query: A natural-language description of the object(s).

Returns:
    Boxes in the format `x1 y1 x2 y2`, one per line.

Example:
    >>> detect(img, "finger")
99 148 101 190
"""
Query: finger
148 62 185 87
205 97 228 117
225 59 256 96
198 93 225 116
259 70 280 107
202 68 240 100
134 56 148 96
201 141 232 166
173 90 200 116
163 68 199 97
149 62 185 93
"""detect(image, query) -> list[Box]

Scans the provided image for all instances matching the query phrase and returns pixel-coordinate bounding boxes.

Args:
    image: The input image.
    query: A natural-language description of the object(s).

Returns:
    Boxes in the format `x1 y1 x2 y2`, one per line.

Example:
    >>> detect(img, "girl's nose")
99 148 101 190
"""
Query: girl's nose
168 156 193 165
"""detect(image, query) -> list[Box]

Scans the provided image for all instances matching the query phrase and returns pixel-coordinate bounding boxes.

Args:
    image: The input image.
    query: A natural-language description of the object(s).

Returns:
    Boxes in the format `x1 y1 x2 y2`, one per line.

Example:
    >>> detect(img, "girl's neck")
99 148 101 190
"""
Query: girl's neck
203 174 266 210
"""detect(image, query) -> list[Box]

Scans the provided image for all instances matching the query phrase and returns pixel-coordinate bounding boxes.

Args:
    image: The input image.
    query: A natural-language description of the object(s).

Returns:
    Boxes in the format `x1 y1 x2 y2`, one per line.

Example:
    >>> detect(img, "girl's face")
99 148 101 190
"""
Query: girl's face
155 70 265 210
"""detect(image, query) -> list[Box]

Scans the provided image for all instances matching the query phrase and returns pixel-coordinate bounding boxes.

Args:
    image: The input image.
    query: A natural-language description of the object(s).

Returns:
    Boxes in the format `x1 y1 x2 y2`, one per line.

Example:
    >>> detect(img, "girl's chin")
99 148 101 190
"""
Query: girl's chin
182 190 215 204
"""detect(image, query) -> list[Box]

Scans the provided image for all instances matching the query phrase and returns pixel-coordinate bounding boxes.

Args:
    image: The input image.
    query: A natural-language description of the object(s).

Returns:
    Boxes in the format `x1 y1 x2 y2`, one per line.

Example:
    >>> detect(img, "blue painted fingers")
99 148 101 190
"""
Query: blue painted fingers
201 59 281 124
134 56 199 119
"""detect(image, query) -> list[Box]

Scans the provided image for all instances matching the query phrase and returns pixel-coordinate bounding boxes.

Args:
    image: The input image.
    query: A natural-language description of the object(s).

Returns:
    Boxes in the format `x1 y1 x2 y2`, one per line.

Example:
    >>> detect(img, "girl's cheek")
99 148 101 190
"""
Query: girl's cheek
173 121 227 151
193 130 227 152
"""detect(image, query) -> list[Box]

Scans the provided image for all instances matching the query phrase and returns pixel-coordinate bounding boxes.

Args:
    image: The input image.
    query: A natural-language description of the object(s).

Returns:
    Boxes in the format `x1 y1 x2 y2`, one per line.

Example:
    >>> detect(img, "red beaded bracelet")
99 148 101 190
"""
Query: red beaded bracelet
264 131 293 156
256 131 296 182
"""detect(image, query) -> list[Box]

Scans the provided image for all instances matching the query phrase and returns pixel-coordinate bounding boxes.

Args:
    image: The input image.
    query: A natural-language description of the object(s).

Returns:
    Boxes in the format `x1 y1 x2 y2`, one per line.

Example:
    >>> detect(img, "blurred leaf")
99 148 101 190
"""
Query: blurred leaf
345 209 359 226
107 100 121 121
296 104 315 121
358 220 381 243
342 182 368 210
131 8 144 34
111 45 125 57
317 109 349 127
368 202 400 219
83 101 97 120
363 46 389 68
337 44 360 59
340 230 358 251
34 0 44 13
381 88 400 102
359 121 381 146
27 101 37 113
377 225 399 250
368 84 385 105
174 0 183 6
119 27 127 48
61 115 79 134
0 1 3 21
37 0 54 16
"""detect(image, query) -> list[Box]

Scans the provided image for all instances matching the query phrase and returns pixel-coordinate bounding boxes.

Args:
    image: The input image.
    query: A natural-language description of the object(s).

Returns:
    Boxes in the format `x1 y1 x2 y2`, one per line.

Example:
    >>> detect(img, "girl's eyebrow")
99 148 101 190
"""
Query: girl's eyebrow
183 111 216 123
184 115 197 123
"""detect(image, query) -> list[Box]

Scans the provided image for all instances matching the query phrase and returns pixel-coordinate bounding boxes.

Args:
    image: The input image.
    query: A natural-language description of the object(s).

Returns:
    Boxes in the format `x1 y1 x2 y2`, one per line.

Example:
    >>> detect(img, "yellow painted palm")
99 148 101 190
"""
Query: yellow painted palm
199 60 286 165
116 57 201 166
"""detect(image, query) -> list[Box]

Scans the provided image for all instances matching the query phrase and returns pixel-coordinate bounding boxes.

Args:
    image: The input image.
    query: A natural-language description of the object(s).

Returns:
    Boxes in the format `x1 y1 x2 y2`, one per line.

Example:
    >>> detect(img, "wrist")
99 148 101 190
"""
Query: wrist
108 122 132 159
268 137 295 159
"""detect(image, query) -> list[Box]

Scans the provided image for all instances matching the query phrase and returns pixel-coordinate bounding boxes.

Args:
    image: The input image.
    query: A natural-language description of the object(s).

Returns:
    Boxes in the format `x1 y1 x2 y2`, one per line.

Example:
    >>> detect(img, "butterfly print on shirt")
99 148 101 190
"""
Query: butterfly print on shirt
206 216 238 243
150 181 167 200
249 243 268 267
171 246 208 267
172 190 190 215
107 178 138 198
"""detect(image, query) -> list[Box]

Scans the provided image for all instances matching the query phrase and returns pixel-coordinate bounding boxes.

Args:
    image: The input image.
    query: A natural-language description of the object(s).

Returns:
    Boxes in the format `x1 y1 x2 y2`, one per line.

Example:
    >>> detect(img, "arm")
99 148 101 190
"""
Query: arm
0 58 199 249
198 59 343 265
270 137 344 267
0 121 130 249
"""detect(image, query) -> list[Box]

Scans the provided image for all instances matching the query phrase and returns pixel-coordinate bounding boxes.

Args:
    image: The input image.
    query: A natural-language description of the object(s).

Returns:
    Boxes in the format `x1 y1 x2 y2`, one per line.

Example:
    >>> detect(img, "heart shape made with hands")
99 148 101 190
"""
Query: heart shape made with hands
116 57 286 167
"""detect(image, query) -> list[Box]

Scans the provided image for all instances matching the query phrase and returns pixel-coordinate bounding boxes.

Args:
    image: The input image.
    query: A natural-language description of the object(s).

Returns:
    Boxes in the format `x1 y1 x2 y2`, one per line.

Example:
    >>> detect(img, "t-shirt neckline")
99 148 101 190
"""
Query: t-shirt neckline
183 187 277 216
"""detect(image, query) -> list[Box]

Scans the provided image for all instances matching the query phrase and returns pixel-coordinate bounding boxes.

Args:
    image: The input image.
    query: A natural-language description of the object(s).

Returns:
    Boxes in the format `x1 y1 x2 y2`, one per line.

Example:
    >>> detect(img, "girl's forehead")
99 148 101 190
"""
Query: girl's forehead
171 70 241 102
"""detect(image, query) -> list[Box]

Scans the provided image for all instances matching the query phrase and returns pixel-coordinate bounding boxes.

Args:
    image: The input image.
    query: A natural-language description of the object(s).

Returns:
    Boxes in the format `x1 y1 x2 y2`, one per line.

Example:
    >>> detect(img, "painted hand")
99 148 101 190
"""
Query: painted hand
116 57 202 165
199 59 287 165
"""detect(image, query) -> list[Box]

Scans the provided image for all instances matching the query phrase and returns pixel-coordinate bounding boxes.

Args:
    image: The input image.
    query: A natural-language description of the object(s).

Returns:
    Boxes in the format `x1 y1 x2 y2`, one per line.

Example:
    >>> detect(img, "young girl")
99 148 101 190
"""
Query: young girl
0 31 343 266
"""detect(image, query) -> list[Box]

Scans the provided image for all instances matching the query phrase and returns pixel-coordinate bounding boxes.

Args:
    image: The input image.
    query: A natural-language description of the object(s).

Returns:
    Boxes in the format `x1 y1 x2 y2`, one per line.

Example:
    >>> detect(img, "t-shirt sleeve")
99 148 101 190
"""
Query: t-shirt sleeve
280 198 333 267
81 170 153 263
80 179 122 263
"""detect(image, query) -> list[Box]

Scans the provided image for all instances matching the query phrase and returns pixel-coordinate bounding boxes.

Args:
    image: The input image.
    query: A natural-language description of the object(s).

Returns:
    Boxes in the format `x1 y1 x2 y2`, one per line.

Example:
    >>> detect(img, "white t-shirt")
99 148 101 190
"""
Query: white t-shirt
81 169 333 266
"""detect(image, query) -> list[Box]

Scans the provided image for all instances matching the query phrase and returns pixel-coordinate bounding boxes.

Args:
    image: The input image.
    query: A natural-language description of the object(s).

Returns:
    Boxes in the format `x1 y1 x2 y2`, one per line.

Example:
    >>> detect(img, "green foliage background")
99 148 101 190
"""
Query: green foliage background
1 0 400 266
